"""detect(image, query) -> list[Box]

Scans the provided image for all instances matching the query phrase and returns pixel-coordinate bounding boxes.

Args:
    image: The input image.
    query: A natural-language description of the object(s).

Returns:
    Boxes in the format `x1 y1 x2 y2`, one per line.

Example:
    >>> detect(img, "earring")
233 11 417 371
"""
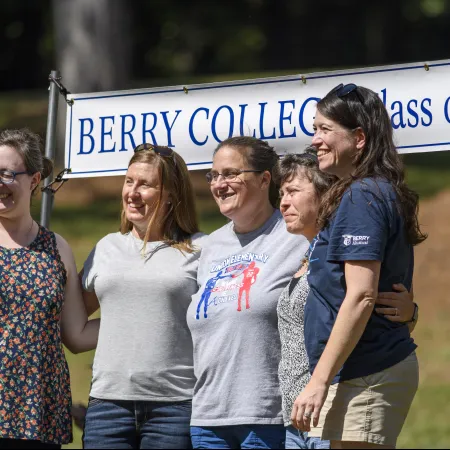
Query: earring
167 201 172 205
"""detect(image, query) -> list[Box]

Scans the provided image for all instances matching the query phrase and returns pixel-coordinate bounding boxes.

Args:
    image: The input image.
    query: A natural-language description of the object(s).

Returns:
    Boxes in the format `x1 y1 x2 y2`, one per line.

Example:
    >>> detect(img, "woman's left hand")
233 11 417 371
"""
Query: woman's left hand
375 283 414 322
291 378 329 432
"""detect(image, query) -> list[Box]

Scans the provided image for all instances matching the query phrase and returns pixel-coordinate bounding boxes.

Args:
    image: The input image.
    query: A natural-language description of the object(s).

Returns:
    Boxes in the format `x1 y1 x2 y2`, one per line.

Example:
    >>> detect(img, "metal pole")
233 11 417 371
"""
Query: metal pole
40 70 60 228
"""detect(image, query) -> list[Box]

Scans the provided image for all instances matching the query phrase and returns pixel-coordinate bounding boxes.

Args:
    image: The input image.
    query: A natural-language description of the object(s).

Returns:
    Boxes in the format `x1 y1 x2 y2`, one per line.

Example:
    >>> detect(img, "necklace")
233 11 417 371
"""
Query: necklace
25 219 35 244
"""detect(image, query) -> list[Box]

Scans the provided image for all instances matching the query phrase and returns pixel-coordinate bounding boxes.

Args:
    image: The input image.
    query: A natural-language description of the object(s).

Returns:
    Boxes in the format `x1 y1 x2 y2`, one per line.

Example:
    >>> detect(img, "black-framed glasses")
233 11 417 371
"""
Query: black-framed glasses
0 169 29 184
329 83 364 104
205 168 263 185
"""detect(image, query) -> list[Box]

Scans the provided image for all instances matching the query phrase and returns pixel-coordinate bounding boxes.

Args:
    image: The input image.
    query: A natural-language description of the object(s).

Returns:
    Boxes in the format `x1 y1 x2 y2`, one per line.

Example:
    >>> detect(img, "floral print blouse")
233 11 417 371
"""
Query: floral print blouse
0 226 72 445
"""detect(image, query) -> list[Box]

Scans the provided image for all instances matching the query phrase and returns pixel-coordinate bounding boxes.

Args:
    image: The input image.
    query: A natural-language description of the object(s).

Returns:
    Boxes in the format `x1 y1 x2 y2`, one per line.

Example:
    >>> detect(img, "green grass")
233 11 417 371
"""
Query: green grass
406 166 450 198
398 384 450 449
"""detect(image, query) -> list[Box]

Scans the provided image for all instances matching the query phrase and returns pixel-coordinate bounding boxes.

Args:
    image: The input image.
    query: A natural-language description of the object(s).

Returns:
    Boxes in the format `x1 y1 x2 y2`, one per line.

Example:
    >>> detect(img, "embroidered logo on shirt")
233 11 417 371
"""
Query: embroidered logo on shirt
342 234 370 246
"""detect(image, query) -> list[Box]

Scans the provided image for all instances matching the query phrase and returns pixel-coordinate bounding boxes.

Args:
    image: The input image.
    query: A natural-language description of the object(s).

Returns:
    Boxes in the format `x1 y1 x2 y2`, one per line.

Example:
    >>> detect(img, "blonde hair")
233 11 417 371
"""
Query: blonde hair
120 147 199 253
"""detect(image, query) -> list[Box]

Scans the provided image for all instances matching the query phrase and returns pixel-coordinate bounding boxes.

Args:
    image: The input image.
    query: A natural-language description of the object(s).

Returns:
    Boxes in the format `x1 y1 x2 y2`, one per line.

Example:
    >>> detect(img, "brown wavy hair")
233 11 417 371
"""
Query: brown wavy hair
0 128 53 194
316 85 427 246
120 146 199 253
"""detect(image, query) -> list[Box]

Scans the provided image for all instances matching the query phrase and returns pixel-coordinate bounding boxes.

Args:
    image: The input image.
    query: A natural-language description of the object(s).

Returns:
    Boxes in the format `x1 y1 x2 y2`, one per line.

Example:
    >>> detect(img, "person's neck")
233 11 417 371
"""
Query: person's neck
301 228 319 243
0 214 35 246
131 223 163 242
233 202 275 234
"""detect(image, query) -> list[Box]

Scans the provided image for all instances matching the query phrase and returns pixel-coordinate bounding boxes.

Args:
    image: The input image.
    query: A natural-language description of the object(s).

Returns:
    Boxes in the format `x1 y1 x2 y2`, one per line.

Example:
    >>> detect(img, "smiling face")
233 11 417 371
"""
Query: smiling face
0 145 40 220
210 146 268 224
122 162 169 236
279 169 320 240
312 110 365 178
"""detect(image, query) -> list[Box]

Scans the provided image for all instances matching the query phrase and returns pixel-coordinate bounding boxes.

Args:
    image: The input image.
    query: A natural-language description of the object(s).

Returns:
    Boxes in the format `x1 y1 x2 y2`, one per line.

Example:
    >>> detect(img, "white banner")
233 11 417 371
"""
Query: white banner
64 59 450 178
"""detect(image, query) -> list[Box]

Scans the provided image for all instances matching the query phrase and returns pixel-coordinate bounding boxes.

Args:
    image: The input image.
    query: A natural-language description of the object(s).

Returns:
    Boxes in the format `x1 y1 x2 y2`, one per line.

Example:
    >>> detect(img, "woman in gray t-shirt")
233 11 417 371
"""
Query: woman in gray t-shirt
81 145 206 449
187 137 310 449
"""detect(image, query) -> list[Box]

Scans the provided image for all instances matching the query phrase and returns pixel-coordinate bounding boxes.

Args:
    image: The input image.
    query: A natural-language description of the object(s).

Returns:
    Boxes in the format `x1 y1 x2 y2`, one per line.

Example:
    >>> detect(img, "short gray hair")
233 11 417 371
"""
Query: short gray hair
275 146 336 199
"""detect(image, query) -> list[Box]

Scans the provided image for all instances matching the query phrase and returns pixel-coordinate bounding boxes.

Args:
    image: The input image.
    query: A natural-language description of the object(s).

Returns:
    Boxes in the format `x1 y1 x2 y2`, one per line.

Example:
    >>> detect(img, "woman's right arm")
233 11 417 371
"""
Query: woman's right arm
79 269 100 316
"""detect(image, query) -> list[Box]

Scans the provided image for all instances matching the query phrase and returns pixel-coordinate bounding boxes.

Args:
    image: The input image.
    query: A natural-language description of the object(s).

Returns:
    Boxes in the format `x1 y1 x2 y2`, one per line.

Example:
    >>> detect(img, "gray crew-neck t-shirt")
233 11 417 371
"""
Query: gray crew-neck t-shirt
187 210 309 426
82 232 207 402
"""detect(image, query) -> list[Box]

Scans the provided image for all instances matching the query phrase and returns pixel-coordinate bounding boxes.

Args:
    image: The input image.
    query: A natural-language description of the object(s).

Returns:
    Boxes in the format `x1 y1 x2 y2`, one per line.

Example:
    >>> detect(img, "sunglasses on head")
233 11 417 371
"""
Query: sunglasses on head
329 83 364 104
134 143 174 157
133 143 176 167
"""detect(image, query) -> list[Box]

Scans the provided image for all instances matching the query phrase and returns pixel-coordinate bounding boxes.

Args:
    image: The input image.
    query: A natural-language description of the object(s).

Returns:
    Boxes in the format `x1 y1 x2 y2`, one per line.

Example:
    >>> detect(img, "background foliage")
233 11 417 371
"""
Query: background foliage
2 1 450 448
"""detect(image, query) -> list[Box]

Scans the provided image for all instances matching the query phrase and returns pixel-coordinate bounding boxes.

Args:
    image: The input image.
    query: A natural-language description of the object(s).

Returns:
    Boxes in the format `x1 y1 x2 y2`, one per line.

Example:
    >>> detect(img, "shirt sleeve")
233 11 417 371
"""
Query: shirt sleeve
184 233 209 282
327 181 393 262
82 245 98 292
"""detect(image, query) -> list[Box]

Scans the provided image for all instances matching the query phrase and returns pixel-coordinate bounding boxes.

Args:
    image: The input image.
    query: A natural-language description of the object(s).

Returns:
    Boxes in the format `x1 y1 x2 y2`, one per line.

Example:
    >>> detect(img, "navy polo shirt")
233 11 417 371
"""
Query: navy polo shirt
305 178 416 383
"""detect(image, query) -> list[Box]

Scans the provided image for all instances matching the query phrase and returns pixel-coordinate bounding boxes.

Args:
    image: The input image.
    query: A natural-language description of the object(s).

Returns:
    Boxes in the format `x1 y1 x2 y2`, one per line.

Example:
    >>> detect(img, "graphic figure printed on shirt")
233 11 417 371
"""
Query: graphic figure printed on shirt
231 261 260 311
196 270 233 319
196 251 270 320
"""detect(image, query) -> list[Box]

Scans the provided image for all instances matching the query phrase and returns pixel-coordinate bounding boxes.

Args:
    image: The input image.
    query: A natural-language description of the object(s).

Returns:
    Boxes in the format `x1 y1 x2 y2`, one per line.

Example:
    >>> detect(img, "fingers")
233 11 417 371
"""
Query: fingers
291 403 299 429
375 306 406 321
295 403 306 431
392 283 407 292
302 409 313 432
375 307 398 315
312 407 320 428
378 283 410 303
292 401 313 432
375 296 397 306
378 314 404 322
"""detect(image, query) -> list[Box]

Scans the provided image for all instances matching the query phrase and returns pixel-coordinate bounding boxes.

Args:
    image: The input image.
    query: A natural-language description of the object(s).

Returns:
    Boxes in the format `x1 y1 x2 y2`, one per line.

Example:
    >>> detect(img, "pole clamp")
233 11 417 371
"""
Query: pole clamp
49 75 74 106
41 168 71 194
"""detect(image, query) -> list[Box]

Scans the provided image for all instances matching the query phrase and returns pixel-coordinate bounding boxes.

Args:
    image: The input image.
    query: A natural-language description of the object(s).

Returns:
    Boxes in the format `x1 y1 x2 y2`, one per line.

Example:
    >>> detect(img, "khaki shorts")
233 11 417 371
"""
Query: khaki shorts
309 352 419 447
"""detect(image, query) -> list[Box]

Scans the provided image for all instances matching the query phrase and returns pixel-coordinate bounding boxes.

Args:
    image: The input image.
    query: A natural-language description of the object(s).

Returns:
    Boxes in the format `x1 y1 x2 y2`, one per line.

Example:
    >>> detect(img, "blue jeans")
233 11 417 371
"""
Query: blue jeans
285 426 330 449
83 397 192 449
190 425 285 449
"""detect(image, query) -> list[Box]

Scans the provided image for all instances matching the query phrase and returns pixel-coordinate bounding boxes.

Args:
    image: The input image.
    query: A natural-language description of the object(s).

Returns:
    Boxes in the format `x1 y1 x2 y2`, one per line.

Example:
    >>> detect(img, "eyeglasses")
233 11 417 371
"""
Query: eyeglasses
329 83 364 104
133 143 176 165
205 168 263 185
0 169 29 184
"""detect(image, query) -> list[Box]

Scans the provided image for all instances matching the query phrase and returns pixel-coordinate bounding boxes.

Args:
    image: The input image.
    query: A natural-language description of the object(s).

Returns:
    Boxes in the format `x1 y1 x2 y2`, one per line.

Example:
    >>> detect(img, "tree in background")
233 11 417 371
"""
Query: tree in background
52 0 131 93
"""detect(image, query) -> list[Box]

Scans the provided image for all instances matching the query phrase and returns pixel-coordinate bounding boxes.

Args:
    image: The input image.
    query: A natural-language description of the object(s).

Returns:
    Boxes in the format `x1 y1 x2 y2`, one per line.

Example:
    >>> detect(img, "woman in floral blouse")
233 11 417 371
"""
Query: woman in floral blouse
0 129 99 449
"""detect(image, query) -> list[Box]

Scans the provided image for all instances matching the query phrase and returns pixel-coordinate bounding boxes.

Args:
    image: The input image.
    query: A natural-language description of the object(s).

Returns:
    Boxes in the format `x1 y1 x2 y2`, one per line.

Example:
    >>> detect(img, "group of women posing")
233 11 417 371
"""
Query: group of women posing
0 84 424 449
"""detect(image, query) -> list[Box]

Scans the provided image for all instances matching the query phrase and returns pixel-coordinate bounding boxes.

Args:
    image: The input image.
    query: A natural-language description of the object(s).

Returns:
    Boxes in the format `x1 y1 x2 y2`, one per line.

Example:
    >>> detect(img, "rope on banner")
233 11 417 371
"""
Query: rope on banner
48 74 74 106
41 168 72 195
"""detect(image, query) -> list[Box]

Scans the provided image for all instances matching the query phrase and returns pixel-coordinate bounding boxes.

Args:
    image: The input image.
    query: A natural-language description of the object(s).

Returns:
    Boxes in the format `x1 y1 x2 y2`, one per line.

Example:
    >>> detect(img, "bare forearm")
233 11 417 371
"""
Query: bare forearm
62 318 100 354
312 295 374 385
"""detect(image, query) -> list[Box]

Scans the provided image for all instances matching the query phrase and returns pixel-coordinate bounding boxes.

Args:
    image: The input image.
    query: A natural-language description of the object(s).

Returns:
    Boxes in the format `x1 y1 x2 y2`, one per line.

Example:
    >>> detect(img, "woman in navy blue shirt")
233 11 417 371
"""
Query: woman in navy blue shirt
292 84 426 449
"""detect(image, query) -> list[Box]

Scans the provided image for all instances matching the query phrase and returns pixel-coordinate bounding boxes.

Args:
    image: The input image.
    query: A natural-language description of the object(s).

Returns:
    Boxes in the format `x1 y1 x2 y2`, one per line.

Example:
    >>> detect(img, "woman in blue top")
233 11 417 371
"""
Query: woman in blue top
292 84 426 448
